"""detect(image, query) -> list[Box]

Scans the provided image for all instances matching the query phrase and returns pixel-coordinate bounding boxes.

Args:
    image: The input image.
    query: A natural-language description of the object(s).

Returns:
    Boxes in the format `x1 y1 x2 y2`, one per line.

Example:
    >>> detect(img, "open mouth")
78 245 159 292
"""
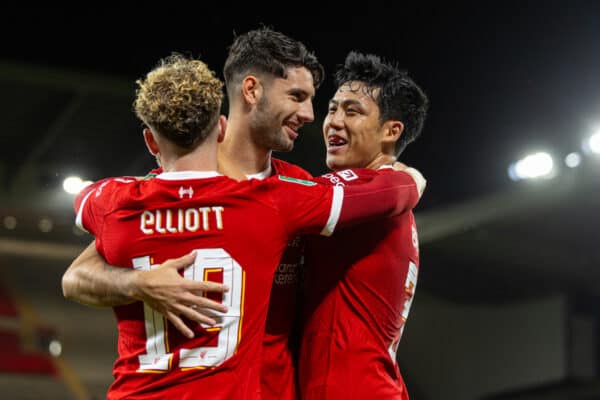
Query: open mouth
328 134 348 147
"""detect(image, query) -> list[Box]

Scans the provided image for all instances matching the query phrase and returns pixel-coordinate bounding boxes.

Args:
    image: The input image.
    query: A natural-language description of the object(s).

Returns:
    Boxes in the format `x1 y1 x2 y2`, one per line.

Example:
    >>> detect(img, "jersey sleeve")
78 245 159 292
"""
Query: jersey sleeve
267 175 342 237
74 178 110 235
270 169 418 238
336 170 419 228
74 177 137 235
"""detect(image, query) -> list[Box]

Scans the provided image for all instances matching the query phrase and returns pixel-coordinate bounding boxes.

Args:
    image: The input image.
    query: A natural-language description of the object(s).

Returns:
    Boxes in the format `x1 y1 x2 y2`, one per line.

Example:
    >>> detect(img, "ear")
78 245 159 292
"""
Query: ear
143 128 160 156
217 115 227 143
241 75 262 105
382 120 404 147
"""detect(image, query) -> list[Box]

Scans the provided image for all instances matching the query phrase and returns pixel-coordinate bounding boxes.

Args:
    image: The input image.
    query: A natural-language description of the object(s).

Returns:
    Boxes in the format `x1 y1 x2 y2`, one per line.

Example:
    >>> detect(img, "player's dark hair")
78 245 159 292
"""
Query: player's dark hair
223 26 324 97
334 51 429 156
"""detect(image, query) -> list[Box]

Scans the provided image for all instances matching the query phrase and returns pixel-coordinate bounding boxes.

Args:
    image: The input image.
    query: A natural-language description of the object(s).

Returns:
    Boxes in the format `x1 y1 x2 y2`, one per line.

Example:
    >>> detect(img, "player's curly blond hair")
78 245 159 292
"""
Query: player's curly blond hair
134 54 223 149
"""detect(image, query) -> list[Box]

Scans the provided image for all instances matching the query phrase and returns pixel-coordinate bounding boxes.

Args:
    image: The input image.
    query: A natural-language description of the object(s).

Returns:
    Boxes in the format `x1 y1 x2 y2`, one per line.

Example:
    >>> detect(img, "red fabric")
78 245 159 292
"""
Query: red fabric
299 168 419 400
260 158 312 400
76 172 336 400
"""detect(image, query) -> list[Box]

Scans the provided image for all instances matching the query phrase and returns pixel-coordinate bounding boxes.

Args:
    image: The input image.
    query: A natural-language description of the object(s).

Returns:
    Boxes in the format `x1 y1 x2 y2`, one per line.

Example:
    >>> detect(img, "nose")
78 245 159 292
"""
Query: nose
297 100 315 124
326 108 344 129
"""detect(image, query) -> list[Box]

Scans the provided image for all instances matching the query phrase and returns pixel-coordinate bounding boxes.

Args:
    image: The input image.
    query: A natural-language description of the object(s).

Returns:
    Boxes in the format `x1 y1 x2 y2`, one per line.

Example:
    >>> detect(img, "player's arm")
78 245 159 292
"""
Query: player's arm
275 168 423 237
62 242 229 338
328 169 422 233
67 178 229 338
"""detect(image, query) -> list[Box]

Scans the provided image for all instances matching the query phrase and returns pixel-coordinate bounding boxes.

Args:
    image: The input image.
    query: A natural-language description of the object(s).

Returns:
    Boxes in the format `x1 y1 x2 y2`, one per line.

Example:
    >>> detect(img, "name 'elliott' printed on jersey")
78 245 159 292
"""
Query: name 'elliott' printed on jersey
140 206 224 235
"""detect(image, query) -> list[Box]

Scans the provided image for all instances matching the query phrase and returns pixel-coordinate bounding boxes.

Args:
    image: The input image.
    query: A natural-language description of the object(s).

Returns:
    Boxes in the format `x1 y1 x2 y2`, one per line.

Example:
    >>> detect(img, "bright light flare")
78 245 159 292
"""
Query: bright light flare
62 176 92 194
588 133 600 154
565 152 582 168
508 152 554 181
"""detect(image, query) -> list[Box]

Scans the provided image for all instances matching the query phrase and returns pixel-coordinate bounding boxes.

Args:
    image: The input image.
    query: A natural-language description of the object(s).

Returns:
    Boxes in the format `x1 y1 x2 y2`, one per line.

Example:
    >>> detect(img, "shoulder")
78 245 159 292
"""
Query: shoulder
317 168 379 186
271 158 312 179
85 176 144 207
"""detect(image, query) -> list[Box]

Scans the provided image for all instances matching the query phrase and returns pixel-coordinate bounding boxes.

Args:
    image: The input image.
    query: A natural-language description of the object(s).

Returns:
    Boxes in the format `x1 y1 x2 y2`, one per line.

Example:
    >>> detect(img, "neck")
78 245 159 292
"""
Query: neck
218 113 272 175
364 153 396 170
160 140 218 173
332 153 396 172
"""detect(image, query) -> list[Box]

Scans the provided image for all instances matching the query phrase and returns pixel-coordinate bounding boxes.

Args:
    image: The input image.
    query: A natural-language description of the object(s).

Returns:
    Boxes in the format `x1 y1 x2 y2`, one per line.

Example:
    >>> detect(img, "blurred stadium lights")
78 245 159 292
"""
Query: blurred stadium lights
564 152 582 168
62 176 92 195
508 151 555 181
584 132 600 155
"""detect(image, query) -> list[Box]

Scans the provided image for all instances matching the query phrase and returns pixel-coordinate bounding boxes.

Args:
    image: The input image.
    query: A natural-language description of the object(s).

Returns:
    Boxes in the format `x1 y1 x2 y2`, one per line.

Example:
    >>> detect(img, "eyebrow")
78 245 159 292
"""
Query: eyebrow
328 99 363 107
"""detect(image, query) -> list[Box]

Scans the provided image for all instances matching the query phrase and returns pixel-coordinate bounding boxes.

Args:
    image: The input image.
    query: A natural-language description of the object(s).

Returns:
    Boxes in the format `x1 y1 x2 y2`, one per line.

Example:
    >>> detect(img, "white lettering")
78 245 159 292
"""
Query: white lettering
156 210 166 234
185 209 200 232
141 211 154 234
165 209 178 233
199 207 211 231
139 206 225 235
212 206 224 229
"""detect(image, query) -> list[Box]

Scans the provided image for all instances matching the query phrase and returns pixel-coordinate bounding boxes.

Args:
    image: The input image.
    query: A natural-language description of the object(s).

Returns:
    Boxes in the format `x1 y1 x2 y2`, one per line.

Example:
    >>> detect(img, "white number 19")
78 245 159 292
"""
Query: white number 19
132 248 243 372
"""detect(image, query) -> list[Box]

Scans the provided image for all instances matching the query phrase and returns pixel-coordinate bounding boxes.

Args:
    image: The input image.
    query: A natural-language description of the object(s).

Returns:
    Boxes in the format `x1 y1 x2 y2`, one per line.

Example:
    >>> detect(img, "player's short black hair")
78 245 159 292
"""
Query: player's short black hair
223 26 324 96
335 51 429 156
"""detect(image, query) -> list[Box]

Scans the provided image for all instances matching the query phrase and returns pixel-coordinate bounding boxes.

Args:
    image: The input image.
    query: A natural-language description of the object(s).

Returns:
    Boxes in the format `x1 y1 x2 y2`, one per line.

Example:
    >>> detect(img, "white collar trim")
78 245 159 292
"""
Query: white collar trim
246 164 272 180
156 171 222 180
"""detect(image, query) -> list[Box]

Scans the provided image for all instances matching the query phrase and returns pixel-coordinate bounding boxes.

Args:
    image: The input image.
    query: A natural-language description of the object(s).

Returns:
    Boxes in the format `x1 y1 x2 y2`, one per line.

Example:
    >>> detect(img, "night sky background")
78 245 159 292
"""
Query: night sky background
3 2 600 211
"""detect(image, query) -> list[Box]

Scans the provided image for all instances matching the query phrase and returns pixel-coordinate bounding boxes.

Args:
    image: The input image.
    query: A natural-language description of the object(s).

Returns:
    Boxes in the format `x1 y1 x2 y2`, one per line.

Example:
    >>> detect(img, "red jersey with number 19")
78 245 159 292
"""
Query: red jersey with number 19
75 169 418 400
141 159 311 400
299 167 420 400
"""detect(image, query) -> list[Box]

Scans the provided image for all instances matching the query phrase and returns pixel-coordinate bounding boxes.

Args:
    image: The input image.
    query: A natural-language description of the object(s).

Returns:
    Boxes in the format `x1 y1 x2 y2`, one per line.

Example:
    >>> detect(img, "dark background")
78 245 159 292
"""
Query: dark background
1 4 600 399
4 3 600 209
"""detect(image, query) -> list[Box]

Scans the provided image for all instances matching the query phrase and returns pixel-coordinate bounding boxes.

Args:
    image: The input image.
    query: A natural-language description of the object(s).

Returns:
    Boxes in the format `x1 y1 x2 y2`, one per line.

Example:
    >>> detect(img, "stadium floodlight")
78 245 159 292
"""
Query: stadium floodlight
565 152 582 168
508 152 554 181
62 176 93 194
587 132 600 154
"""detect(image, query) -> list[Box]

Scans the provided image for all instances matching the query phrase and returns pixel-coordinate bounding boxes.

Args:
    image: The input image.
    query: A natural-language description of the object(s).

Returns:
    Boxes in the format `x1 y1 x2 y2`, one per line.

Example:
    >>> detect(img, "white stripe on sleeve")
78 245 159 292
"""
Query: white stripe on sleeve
75 189 96 233
320 186 344 236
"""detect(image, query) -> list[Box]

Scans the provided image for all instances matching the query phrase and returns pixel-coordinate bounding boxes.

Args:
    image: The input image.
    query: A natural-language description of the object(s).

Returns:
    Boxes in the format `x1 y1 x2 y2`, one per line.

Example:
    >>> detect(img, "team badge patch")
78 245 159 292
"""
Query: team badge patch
278 175 317 186
337 169 359 181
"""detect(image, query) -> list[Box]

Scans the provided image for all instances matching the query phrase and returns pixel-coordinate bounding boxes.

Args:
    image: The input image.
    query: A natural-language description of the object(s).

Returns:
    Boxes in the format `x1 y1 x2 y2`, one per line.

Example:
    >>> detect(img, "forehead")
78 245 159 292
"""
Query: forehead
332 81 379 105
271 66 315 96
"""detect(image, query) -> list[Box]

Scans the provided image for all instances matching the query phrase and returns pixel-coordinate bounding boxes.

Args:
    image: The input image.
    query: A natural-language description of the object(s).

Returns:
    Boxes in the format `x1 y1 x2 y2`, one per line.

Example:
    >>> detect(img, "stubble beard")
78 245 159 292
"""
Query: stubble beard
253 97 293 152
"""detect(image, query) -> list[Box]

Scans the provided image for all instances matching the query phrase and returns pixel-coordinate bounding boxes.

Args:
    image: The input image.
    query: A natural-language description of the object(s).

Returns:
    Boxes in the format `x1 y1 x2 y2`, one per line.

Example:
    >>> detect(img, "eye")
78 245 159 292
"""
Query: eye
345 107 358 114
290 90 308 102
327 104 337 113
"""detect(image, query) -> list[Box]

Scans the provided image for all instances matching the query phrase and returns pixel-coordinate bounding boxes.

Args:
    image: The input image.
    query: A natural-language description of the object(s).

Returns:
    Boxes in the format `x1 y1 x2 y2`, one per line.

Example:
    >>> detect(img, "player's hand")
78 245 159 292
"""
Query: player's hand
131 251 229 339
392 162 427 198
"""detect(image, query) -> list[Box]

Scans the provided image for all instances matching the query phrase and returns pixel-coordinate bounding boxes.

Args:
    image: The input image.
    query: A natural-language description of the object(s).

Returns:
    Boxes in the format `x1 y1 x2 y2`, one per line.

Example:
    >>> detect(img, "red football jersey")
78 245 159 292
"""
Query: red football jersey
75 169 418 400
137 159 311 400
261 158 312 400
299 167 420 400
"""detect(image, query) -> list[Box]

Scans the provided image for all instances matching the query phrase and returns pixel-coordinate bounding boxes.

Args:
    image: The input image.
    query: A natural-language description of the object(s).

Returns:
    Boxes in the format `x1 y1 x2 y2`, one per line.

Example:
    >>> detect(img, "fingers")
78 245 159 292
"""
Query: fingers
181 306 220 327
162 251 197 271
165 311 195 339
402 167 427 198
196 280 229 293
392 161 408 171
195 296 228 313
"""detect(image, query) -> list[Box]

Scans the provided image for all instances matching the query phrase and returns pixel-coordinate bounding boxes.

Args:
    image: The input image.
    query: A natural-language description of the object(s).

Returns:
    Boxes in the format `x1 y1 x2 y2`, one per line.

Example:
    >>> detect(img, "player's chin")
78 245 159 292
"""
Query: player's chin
325 155 347 171
272 137 294 152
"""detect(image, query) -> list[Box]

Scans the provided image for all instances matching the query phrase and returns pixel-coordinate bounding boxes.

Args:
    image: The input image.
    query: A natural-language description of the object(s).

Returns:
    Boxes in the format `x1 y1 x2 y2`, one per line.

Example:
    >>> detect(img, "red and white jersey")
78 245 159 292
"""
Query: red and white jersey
75 171 340 400
139 159 311 400
260 158 312 400
299 167 420 400
75 169 418 400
